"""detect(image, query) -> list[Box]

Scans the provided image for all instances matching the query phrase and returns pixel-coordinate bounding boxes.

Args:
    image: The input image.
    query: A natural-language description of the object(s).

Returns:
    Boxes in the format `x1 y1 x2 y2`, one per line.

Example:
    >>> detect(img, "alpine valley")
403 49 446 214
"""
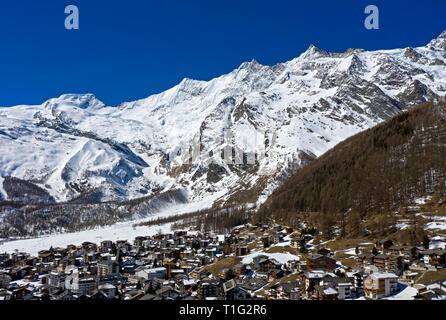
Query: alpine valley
1 30 446 238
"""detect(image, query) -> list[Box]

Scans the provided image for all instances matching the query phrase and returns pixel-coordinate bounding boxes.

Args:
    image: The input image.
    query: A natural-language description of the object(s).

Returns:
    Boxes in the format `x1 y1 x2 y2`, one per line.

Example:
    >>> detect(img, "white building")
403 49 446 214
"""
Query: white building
49 272 65 289
364 272 399 299
65 270 97 296
135 267 167 280
97 260 119 278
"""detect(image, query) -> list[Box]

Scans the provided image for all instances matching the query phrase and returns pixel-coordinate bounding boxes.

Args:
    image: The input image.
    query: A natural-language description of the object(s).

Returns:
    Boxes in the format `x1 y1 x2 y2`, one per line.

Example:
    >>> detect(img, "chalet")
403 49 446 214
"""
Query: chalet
375 239 393 253
306 254 336 271
82 241 98 252
11 266 32 279
275 282 301 300
38 250 54 263
414 288 446 300
133 236 150 248
197 280 220 299
205 247 217 258
117 241 132 252
100 240 113 252
363 272 399 299
223 279 249 300
12 286 34 300
313 284 338 300
401 246 419 260
420 249 446 269
372 254 404 275
356 253 374 269
256 257 282 273
25 257 39 267
285 260 299 273
235 246 248 257
261 235 273 247
414 282 446 300
299 270 333 296
290 238 305 249
83 253 96 264
175 275 196 292
273 232 284 244
318 276 352 300
317 247 331 256
268 269 284 281
298 260 307 272
403 270 419 282
347 270 366 295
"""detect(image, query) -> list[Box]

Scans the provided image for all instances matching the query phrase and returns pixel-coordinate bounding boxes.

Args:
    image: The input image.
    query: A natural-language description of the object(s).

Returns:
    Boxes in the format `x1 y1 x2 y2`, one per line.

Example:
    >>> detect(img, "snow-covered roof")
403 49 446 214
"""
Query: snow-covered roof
324 287 338 295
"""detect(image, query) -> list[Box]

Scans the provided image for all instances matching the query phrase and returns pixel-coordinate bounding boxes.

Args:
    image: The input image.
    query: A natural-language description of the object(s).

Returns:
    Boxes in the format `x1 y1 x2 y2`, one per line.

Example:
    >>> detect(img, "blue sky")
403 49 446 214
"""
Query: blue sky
0 0 445 107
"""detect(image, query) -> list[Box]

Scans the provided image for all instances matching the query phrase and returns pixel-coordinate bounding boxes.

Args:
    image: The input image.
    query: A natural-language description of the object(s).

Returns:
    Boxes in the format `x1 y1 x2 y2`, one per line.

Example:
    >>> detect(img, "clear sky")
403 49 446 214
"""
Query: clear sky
0 0 445 107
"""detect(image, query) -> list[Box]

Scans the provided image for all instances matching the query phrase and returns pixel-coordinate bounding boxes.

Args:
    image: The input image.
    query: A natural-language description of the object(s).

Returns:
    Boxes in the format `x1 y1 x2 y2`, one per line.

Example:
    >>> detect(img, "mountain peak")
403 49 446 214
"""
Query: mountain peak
427 29 446 51
55 93 107 111
300 44 328 59
238 59 261 70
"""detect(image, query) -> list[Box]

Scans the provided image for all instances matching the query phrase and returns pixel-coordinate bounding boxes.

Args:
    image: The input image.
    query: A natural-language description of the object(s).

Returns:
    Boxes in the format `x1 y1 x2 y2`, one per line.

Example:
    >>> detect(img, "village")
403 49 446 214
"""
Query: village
1 222 446 301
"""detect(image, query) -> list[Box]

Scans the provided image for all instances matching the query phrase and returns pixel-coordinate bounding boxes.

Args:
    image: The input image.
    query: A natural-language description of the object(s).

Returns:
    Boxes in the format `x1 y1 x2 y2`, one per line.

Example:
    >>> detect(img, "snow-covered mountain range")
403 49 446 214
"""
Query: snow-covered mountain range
1 30 446 215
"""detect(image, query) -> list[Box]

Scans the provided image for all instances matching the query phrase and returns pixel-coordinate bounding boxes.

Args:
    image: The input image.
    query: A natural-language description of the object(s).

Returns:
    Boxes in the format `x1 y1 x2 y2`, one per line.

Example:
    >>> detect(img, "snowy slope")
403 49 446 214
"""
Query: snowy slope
1 30 446 215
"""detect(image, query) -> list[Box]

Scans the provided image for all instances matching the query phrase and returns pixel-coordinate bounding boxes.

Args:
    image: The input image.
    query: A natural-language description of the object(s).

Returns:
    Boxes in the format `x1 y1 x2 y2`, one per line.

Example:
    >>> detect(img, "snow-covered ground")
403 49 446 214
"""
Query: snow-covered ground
413 196 432 205
424 221 446 230
430 236 446 249
343 248 357 255
0 220 174 256
241 251 300 265
354 284 418 300
384 285 418 300
396 223 410 230
0 197 218 256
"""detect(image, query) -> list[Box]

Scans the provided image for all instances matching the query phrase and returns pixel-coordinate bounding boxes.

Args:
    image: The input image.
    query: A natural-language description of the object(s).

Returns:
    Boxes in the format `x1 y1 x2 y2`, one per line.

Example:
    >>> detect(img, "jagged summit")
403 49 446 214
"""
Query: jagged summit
300 44 329 59
427 29 446 51
237 59 263 72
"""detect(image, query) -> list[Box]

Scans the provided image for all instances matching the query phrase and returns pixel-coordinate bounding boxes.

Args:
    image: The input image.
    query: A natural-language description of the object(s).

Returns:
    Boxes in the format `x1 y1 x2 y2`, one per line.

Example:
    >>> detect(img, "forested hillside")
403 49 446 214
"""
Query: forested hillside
258 99 446 235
